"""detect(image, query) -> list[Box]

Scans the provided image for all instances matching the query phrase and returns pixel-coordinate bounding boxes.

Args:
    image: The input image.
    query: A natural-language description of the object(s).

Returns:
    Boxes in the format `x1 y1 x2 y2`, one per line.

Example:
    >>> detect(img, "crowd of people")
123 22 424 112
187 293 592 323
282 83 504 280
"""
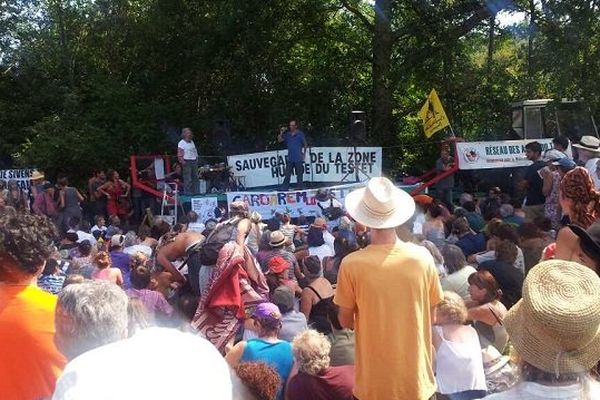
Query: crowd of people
2 135 600 400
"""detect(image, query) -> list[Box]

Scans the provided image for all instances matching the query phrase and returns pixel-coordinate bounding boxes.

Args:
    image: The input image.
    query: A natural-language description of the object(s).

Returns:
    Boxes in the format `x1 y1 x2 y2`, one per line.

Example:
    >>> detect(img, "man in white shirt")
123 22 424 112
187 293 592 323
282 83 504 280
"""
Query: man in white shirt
178 127 200 195
573 135 600 188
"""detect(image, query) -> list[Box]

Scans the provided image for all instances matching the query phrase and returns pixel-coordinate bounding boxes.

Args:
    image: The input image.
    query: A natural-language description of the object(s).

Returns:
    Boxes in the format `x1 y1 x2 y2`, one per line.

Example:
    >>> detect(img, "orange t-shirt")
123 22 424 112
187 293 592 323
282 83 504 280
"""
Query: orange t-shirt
0 284 66 400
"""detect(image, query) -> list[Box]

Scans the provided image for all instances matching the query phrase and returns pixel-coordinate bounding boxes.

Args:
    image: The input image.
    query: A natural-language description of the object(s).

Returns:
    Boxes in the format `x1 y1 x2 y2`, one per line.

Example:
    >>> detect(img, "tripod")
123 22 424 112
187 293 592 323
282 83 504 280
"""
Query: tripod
340 146 372 183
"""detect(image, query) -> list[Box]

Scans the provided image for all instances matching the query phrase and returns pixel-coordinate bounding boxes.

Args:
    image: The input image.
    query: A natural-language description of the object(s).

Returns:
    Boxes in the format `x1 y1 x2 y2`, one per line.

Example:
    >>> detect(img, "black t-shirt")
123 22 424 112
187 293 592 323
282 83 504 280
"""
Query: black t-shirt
525 160 546 205
478 260 524 309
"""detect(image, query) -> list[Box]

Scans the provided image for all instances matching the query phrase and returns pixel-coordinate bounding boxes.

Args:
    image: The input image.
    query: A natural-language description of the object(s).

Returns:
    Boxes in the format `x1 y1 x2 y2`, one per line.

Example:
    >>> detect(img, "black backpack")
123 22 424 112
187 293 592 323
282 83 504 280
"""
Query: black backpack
198 218 239 265
318 198 344 221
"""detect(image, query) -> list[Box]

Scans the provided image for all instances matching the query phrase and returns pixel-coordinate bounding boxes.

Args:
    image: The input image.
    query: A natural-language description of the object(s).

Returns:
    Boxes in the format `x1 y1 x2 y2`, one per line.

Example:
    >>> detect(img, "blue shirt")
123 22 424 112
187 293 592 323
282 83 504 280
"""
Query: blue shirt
283 130 306 162
241 338 294 400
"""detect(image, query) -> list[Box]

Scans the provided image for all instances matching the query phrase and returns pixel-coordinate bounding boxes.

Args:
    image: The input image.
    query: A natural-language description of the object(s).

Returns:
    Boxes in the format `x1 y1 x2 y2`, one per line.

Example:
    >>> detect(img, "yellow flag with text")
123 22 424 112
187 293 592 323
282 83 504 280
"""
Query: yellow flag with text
418 89 450 138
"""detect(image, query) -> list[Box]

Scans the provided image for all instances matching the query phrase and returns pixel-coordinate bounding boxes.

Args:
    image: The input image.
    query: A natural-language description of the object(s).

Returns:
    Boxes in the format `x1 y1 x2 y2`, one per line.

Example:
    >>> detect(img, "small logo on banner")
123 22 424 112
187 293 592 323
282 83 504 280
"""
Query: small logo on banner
463 148 479 163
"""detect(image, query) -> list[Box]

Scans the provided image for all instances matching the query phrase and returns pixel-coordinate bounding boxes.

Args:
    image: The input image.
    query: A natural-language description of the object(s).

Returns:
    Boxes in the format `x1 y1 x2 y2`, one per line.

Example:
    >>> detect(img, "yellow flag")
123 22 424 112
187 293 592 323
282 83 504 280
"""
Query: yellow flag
418 89 450 138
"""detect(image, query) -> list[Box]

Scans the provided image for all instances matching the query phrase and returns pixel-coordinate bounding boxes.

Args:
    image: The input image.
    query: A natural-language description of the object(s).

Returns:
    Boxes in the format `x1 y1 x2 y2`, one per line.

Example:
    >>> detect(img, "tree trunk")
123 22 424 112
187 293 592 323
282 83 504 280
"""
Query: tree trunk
527 0 536 97
371 0 394 149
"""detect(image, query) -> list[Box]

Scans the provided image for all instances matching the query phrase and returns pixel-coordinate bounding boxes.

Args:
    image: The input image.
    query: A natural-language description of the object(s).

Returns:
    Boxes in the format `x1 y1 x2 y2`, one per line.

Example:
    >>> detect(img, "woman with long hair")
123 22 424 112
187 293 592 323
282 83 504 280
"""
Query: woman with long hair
555 167 600 260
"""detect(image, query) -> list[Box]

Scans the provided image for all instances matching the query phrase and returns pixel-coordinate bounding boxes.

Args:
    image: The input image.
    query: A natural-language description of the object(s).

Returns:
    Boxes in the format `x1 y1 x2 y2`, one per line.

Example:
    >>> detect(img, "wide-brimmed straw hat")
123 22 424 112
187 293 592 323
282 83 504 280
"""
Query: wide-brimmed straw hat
504 260 600 374
269 230 286 247
344 177 415 229
572 135 600 153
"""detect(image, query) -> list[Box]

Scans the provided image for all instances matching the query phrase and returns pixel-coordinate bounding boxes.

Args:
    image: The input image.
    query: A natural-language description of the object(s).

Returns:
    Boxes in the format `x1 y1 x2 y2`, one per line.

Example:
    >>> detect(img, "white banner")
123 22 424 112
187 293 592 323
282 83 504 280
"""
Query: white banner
226 182 419 220
456 139 555 170
0 169 34 192
227 146 382 188
190 196 218 222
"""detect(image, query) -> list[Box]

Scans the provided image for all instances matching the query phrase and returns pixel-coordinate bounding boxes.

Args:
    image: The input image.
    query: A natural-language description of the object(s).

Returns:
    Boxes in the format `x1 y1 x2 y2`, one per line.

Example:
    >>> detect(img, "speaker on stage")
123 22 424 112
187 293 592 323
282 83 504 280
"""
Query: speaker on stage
350 111 367 144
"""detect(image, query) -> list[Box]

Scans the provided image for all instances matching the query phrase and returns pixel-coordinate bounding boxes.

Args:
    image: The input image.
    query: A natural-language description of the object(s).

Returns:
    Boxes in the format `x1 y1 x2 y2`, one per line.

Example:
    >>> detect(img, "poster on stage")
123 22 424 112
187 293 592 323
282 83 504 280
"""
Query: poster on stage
226 182 419 220
0 169 34 192
227 147 382 188
226 183 364 220
456 139 555 170
190 196 218 222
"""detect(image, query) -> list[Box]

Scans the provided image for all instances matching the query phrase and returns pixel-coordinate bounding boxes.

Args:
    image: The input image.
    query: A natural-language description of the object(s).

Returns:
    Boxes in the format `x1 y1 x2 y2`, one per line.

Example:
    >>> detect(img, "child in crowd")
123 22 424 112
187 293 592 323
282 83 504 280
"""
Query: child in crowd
91 215 107 235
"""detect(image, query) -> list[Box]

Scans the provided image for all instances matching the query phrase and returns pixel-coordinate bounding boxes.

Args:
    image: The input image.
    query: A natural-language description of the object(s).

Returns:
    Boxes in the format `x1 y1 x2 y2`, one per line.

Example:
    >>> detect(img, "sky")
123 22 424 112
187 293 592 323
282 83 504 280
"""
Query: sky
497 10 527 28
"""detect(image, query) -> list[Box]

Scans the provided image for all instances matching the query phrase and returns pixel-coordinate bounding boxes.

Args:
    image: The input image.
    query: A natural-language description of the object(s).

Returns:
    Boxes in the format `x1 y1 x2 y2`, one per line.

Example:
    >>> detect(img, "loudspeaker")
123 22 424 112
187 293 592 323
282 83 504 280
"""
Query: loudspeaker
350 111 367 144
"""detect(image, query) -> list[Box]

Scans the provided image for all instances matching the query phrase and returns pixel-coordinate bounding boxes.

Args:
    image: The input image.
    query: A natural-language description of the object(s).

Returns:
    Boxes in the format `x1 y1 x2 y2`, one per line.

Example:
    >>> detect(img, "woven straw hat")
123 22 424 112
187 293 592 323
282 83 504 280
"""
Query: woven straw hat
505 260 600 374
344 177 415 229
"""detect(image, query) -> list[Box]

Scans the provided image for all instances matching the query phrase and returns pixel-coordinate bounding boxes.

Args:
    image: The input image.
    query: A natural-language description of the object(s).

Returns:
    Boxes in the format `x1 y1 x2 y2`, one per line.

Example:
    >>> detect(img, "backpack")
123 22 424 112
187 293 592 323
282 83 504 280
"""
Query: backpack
318 199 344 221
198 218 239 265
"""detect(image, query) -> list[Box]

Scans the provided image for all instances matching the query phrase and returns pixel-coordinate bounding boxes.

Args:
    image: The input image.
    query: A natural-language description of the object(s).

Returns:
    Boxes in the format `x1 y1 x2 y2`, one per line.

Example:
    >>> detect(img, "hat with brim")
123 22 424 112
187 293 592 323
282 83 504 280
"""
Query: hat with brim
344 177 415 229
572 136 600 154
31 170 45 181
269 230 286 247
504 260 600 374
569 223 600 264
552 157 576 170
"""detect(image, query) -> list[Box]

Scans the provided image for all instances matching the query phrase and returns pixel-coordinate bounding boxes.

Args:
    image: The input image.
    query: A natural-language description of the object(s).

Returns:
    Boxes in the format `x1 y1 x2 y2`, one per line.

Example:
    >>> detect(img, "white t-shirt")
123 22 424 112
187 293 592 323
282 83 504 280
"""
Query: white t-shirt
178 139 198 160
441 266 477 302
68 229 97 246
52 327 233 400
484 380 600 399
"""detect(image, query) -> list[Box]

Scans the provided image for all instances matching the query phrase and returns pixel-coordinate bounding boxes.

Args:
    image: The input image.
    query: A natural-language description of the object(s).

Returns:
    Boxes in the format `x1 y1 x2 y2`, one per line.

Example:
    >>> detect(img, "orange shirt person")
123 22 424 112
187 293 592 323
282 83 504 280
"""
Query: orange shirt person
0 213 66 400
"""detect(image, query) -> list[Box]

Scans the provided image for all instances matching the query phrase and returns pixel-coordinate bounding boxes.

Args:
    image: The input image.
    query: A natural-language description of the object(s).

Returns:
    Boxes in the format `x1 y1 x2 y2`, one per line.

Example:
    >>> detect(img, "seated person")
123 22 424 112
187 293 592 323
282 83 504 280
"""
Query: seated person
433 291 487 400
467 271 508 353
287 330 355 400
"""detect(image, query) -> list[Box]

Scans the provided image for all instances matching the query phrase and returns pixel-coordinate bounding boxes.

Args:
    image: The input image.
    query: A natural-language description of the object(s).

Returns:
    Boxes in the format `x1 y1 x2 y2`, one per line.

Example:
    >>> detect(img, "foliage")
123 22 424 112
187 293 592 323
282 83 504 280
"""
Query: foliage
1 0 599 185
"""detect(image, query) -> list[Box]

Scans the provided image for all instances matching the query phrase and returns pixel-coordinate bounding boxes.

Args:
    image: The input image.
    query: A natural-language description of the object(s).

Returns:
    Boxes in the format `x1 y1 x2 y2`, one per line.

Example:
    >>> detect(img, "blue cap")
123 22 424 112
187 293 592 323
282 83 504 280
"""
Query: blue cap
552 157 576 170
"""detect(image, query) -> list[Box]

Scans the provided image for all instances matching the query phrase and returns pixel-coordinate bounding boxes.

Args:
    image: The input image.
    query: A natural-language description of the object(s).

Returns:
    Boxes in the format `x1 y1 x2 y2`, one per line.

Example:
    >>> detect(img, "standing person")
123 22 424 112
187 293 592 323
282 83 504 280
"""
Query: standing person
573 135 600 188
5 180 28 211
87 170 107 221
552 135 570 153
56 177 84 233
178 127 200 195
0 213 66 400
435 149 455 210
278 120 307 191
520 141 546 221
32 182 59 220
540 150 568 229
98 169 130 221
334 177 444 400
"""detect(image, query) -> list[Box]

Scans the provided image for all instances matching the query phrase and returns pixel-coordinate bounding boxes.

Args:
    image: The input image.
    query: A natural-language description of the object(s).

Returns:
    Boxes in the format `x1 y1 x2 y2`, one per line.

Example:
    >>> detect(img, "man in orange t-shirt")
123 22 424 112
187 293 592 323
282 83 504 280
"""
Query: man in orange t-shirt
0 213 66 400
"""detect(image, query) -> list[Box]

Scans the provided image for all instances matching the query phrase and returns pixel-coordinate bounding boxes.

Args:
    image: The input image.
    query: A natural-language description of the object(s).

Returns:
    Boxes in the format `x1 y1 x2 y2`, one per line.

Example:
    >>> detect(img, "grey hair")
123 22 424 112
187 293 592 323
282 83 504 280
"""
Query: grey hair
420 240 444 266
292 330 331 375
441 244 467 274
499 203 514 218
123 230 138 248
56 280 129 360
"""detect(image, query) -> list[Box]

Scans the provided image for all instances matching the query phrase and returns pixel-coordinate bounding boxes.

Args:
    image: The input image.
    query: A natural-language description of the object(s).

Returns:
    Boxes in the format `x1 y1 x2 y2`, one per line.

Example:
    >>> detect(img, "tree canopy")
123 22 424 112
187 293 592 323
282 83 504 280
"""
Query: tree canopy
1 0 599 183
